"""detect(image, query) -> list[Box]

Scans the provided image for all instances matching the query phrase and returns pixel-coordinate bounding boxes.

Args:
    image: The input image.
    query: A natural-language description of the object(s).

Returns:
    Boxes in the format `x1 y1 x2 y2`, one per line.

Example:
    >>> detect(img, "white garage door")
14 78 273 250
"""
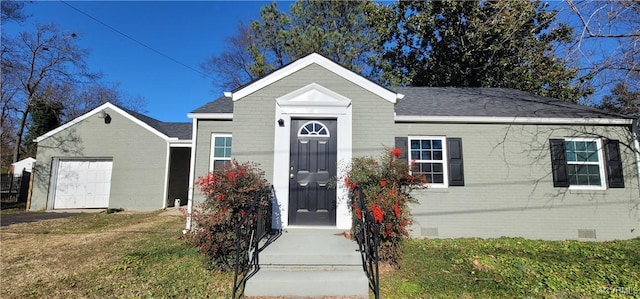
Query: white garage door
53 160 113 209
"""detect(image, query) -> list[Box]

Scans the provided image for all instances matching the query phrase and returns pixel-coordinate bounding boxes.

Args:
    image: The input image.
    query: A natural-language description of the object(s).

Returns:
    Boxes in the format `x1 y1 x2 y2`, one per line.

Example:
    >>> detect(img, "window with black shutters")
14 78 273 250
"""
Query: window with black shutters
401 136 465 188
549 138 624 189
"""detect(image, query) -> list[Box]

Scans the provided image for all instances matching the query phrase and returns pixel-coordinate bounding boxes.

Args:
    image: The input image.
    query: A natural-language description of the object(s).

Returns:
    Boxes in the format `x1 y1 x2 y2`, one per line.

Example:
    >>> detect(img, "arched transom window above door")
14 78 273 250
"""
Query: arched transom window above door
298 121 330 137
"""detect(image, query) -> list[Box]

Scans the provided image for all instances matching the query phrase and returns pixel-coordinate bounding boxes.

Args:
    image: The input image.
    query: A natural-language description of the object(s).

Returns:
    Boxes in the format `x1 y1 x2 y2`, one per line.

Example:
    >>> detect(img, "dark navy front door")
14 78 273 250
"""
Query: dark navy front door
289 119 337 226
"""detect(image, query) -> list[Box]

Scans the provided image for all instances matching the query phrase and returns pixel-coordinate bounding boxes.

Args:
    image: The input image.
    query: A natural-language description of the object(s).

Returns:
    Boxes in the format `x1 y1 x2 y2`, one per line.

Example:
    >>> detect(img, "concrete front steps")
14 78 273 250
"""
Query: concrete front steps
243 228 369 298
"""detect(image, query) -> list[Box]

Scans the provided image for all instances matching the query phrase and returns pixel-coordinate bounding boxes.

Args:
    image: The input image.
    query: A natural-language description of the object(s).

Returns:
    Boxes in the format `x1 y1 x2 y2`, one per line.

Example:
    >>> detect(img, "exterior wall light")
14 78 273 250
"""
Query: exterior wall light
98 110 111 124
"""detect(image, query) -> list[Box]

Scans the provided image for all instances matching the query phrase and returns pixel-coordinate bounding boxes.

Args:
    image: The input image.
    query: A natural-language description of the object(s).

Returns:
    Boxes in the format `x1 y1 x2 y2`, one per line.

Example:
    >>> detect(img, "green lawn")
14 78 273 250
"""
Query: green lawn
2 212 638 298
382 237 640 298
1 211 232 298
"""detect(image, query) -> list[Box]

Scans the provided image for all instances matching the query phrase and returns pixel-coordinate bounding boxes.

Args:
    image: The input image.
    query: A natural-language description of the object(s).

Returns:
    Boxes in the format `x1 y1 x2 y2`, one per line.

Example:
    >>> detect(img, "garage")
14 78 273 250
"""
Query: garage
53 160 113 209
32 103 192 211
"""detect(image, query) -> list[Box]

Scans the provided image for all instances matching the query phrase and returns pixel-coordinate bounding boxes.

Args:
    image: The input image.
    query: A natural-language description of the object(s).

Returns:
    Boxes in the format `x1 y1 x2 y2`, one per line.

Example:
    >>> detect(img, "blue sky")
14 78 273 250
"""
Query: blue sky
4 1 285 122
3 1 620 123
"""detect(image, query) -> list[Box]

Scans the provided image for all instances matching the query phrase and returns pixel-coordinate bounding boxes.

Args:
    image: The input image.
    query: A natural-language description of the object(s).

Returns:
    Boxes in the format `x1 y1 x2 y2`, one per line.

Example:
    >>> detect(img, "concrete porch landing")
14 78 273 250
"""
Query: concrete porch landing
243 228 368 298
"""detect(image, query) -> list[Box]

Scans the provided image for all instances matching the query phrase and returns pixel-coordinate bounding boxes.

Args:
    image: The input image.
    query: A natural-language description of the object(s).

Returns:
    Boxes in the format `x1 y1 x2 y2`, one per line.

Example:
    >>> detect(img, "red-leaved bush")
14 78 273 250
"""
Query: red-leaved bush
183 160 267 270
347 148 425 265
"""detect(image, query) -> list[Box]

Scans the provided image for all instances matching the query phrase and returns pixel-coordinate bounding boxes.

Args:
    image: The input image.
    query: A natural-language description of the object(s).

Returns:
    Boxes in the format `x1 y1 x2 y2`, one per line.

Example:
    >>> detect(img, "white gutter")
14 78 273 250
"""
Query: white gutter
394 115 633 125
187 113 233 120
169 140 192 147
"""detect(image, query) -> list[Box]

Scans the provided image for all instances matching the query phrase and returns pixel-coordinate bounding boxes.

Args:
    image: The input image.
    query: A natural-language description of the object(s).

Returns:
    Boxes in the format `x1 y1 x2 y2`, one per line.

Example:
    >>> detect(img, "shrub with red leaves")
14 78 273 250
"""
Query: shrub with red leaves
183 160 267 270
347 147 426 265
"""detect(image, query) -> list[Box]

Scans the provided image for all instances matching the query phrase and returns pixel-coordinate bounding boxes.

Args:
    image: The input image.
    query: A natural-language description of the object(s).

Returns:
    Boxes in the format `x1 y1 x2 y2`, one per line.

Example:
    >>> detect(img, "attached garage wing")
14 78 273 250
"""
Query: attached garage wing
53 160 113 209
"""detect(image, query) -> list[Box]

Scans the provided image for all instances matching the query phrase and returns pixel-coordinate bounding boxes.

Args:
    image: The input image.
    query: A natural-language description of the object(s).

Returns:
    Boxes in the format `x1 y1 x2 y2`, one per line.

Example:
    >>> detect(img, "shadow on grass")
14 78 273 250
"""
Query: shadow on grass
0 201 26 211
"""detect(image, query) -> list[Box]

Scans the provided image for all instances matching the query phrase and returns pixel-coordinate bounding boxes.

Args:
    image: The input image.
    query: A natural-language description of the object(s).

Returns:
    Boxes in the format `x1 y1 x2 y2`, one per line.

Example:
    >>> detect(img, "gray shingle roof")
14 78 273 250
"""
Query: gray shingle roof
394 87 629 119
121 107 192 140
156 122 192 140
191 96 233 113
190 87 630 120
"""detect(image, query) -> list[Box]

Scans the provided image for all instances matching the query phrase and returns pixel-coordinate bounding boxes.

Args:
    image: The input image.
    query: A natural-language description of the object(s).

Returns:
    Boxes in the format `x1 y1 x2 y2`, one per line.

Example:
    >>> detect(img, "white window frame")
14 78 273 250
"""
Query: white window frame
564 137 606 190
209 133 232 171
408 136 448 188
298 120 331 137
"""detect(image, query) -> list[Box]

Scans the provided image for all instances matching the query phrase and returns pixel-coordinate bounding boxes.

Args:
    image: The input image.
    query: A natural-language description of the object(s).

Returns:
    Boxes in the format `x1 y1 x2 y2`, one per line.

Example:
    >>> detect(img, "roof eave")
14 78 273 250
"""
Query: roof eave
394 115 633 125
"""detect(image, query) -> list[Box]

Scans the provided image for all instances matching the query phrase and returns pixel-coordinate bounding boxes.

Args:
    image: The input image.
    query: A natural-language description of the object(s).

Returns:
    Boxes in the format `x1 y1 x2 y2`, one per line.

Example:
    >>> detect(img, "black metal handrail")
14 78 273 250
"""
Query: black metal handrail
232 185 273 299
352 187 381 299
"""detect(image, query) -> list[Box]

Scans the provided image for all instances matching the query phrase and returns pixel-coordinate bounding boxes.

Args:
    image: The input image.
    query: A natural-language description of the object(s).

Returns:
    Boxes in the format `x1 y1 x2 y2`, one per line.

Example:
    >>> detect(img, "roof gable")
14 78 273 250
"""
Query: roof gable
35 102 192 143
276 83 351 108
226 53 402 103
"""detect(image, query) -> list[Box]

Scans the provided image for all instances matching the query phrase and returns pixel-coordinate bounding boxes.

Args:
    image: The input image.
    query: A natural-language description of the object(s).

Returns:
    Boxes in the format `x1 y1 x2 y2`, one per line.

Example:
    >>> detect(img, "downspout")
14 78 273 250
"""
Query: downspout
185 117 198 233
633 117 640 198
162 142 171 210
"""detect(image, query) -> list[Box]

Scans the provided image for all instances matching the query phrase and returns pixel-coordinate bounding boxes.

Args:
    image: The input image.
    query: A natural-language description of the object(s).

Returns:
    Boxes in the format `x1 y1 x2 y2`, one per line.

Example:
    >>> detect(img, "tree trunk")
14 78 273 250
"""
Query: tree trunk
12 109 28 163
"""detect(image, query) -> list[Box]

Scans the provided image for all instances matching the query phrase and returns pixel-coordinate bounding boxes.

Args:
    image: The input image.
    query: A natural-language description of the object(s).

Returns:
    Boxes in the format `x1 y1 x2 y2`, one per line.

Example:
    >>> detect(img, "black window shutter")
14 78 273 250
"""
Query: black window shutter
447 138 465 186
603 139 625 188
394 137 408 163
549 139 569 187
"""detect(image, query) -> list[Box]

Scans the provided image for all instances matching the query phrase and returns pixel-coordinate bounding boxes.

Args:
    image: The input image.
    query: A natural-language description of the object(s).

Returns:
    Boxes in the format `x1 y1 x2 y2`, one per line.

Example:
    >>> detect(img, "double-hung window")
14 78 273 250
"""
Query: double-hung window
564 138 605 188
409 136 448 187
397 136 464 187
210 134 232 171
549 137 624 189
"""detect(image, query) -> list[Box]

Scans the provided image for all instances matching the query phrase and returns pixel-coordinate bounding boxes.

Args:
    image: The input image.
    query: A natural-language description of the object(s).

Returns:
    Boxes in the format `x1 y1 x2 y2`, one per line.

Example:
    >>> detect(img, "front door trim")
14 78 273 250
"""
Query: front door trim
273 83 352 229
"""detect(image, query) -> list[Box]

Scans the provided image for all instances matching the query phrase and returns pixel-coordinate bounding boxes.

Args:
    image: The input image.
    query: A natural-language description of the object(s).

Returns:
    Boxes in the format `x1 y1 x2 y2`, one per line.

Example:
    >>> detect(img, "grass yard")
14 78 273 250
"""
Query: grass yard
382 238 640 298
1 211 638 298
1 211 232 298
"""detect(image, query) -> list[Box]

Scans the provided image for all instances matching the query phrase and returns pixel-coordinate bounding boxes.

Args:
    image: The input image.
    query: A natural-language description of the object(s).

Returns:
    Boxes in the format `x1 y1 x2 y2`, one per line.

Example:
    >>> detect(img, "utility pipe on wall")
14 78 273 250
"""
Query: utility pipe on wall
633 117 640 198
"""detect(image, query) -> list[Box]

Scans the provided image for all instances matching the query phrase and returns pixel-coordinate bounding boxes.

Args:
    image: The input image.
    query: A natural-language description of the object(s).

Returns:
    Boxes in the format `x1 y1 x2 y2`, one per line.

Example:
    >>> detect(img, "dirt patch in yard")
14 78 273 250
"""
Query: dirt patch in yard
0 211 85 226
0 213 180 298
